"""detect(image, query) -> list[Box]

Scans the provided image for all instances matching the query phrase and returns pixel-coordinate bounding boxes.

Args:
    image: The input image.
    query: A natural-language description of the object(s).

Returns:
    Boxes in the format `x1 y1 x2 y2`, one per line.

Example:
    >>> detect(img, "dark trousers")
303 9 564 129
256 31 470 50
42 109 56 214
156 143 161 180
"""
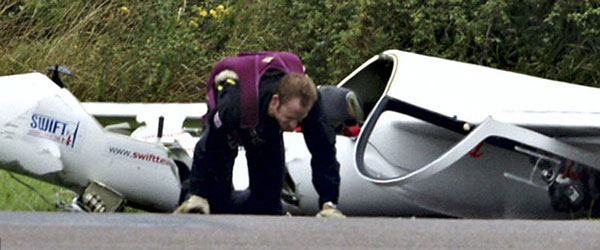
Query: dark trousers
189 118 285 215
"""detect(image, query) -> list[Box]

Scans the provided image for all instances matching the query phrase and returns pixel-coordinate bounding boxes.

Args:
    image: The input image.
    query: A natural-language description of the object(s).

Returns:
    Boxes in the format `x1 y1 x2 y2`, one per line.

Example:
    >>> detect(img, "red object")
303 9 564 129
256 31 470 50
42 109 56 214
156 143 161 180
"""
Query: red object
342 125 361 137
293 125 360 137
468 143 484 158
293 126 303 132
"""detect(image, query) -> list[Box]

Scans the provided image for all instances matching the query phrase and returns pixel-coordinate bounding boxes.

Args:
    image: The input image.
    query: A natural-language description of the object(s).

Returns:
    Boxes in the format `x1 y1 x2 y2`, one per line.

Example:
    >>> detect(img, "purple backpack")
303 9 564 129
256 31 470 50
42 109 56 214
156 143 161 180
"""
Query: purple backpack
206 52 305 128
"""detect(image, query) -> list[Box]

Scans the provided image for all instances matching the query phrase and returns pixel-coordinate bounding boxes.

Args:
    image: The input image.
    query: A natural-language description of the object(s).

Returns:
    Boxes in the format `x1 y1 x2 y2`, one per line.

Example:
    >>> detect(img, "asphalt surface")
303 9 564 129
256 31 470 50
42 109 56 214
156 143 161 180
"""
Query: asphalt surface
0 212 600 249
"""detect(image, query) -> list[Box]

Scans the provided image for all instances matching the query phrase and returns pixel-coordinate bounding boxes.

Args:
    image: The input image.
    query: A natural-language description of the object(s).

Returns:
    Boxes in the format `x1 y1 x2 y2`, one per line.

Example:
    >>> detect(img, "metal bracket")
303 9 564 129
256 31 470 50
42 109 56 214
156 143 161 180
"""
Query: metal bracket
81 180 126 212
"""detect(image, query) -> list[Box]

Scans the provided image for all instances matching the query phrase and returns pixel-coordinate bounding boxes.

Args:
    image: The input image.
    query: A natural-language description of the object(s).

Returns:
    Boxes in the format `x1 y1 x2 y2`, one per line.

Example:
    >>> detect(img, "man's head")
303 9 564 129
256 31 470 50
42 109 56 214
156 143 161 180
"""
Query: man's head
268 72 318 131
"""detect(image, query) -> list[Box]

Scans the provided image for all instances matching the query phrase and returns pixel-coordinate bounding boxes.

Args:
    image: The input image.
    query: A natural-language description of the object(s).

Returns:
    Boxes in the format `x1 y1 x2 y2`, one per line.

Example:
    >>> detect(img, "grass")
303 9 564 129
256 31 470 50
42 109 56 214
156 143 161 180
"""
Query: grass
0 170 61 211
0 170 147 213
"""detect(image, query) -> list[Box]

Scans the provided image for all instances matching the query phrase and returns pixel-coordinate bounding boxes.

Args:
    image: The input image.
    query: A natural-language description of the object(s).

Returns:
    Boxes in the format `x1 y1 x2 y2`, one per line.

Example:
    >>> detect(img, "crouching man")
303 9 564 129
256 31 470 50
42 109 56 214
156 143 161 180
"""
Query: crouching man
175 52 344 217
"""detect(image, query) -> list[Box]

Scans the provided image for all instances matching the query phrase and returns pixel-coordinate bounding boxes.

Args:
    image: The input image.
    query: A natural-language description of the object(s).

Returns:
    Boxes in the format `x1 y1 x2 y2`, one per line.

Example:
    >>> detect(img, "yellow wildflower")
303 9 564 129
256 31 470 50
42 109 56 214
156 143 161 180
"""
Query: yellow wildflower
210 9 217 18
120 6 130 14
189 20 199 28
217 4 225 11
199 10 208 17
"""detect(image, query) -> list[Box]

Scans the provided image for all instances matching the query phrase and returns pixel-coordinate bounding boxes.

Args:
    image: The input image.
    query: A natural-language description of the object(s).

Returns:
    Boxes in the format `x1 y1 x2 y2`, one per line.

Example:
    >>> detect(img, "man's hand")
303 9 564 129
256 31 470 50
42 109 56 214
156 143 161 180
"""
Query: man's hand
173 195 210 214
316 202 346 218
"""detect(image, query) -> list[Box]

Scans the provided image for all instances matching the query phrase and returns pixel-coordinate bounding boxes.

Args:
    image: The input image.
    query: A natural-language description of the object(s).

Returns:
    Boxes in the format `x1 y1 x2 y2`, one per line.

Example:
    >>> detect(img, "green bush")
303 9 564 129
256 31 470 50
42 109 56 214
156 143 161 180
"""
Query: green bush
1 0 600 104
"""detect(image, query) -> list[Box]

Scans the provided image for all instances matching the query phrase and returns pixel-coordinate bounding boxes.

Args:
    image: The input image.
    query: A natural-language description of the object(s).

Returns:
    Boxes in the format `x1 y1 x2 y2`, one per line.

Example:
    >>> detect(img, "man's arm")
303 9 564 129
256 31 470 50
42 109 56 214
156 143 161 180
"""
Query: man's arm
301 93 341 208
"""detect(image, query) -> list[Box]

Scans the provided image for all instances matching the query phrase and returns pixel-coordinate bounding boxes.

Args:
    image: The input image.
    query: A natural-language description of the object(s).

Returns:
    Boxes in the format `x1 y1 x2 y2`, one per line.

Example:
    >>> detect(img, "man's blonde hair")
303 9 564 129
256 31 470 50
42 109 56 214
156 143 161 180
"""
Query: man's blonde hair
275 72 317 108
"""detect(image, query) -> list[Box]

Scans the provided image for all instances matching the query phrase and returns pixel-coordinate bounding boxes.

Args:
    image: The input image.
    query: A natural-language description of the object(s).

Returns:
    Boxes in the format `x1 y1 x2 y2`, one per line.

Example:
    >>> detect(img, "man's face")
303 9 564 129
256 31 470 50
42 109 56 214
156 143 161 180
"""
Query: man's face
269 95 311 131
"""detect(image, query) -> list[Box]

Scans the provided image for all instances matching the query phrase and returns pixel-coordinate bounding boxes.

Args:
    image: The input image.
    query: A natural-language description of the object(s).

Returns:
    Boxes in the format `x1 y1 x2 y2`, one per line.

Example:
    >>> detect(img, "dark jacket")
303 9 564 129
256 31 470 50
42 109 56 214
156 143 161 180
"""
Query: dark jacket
189 73 340 212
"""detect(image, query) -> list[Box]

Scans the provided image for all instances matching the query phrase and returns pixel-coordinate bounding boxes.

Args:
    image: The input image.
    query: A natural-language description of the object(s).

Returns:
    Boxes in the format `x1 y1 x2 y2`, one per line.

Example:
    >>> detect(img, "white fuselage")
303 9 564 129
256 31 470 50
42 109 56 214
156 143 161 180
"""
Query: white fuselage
0 73 181 211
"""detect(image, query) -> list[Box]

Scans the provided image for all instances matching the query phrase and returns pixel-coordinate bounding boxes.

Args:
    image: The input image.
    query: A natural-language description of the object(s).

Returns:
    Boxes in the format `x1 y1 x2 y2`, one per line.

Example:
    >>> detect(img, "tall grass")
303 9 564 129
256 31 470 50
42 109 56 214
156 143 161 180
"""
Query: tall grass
3 1 600 101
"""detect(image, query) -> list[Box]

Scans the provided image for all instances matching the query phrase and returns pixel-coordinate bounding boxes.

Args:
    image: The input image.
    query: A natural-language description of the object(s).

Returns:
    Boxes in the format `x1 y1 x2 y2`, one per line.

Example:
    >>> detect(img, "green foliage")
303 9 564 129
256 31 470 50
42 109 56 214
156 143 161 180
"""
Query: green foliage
2 0 600 102
341 0 600 86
